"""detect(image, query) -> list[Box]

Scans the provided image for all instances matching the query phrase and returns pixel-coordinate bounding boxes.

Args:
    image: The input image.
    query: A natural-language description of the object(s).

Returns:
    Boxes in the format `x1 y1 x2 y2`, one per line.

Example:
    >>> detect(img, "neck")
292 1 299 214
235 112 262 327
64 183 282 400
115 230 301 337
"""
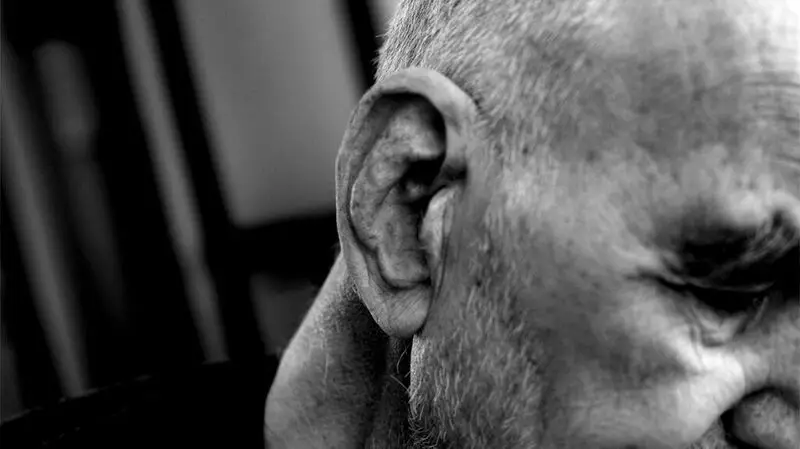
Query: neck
264 254 411 448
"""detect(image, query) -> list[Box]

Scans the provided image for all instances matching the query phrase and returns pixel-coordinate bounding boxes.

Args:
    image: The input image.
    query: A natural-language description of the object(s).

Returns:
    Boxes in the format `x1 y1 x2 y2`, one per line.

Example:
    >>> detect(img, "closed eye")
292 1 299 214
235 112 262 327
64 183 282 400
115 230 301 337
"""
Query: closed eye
654 209 798 321
668 279 774 317
642 274 775 343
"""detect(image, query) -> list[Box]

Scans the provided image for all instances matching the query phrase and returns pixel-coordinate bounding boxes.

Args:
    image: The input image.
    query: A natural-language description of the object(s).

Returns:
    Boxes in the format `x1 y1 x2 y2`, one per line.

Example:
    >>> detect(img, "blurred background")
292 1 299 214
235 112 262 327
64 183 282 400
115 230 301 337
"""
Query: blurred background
1 0 399 446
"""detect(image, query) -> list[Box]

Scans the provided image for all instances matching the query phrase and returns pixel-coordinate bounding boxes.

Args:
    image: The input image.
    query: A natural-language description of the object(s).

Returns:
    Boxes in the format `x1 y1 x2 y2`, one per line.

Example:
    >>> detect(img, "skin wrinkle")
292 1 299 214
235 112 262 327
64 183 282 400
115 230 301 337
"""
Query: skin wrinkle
265 1 800 448
382 1 791 444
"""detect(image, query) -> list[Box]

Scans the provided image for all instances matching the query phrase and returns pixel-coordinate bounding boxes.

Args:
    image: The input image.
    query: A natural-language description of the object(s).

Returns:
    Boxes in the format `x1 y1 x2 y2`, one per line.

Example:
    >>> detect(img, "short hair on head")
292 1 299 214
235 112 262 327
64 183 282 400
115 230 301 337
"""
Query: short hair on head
376 0 601 163
377 0 799 167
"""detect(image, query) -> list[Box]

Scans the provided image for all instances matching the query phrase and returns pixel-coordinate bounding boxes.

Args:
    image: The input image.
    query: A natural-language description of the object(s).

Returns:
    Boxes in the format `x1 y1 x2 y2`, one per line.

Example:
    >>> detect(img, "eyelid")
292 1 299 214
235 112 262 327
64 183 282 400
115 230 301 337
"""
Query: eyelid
660 276 772 312
652 276 775 343
659 271 775 291
639 268 774 322
677 278 776 296
666 209 798 291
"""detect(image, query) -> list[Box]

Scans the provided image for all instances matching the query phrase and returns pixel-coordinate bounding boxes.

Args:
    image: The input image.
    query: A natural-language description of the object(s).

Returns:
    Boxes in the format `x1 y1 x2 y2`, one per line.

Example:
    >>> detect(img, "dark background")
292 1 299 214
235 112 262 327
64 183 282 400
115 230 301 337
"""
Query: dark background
0 0 394 447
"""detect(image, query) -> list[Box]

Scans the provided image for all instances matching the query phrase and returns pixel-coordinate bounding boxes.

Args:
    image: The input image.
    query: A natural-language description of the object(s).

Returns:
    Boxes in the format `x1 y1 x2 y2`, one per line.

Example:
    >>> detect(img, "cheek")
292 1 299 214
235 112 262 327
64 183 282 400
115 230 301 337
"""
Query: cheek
408 326 473 436
409 291 548 445
537 288 748 448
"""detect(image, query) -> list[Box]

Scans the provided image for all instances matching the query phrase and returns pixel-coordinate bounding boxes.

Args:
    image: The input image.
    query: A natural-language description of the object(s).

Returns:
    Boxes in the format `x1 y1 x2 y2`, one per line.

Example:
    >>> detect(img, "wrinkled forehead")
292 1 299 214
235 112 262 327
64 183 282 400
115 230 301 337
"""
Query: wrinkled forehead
589 0 800 81
592 0 800 151
581 1 796 146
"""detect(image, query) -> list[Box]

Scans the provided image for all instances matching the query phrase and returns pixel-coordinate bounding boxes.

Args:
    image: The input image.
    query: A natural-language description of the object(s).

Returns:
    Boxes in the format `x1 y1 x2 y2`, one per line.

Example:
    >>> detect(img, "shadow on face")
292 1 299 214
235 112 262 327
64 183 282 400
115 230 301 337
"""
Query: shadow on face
361 1 800 447
266 1 800 447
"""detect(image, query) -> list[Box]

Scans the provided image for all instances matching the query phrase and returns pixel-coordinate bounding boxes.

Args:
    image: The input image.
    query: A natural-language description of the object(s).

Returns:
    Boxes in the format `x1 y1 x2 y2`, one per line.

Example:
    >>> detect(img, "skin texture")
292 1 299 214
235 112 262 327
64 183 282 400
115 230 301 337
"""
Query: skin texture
265 0 800 447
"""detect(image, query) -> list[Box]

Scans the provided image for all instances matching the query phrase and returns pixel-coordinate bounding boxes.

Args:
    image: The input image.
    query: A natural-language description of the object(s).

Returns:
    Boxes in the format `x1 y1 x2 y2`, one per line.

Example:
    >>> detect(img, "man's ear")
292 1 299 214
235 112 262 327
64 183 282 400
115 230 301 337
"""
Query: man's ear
335 68 477 338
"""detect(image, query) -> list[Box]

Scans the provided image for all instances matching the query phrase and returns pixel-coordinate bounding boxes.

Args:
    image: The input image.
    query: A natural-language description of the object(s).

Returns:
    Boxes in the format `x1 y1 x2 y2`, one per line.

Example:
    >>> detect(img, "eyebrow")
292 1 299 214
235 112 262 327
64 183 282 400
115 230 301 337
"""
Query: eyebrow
666 210 799 292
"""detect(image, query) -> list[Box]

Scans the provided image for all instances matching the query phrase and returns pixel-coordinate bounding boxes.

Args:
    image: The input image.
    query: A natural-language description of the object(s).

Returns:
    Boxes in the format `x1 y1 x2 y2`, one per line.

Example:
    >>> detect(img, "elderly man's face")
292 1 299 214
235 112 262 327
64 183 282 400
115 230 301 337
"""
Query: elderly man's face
266 1 800 447
404 2 800 446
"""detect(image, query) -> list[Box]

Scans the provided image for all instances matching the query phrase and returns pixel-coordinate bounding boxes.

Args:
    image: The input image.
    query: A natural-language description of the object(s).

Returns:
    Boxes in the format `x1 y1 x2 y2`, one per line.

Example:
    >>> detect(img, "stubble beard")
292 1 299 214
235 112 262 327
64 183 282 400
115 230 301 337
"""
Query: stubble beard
404 287 739 449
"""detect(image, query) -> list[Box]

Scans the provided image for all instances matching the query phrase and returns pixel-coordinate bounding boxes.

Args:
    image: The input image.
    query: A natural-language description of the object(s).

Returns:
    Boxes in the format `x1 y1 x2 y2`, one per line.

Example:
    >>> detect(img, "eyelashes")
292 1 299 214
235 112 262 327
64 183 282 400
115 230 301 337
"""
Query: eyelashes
676 211 798 290
668 280 773 318
673 210 797 286
643 269 776 343
651 210 798 320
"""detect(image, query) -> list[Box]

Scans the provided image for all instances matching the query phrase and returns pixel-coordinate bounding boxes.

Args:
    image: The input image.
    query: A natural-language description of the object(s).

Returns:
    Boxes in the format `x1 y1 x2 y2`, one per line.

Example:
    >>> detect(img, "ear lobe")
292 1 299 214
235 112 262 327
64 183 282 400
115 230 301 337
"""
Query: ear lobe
336 68 476 338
